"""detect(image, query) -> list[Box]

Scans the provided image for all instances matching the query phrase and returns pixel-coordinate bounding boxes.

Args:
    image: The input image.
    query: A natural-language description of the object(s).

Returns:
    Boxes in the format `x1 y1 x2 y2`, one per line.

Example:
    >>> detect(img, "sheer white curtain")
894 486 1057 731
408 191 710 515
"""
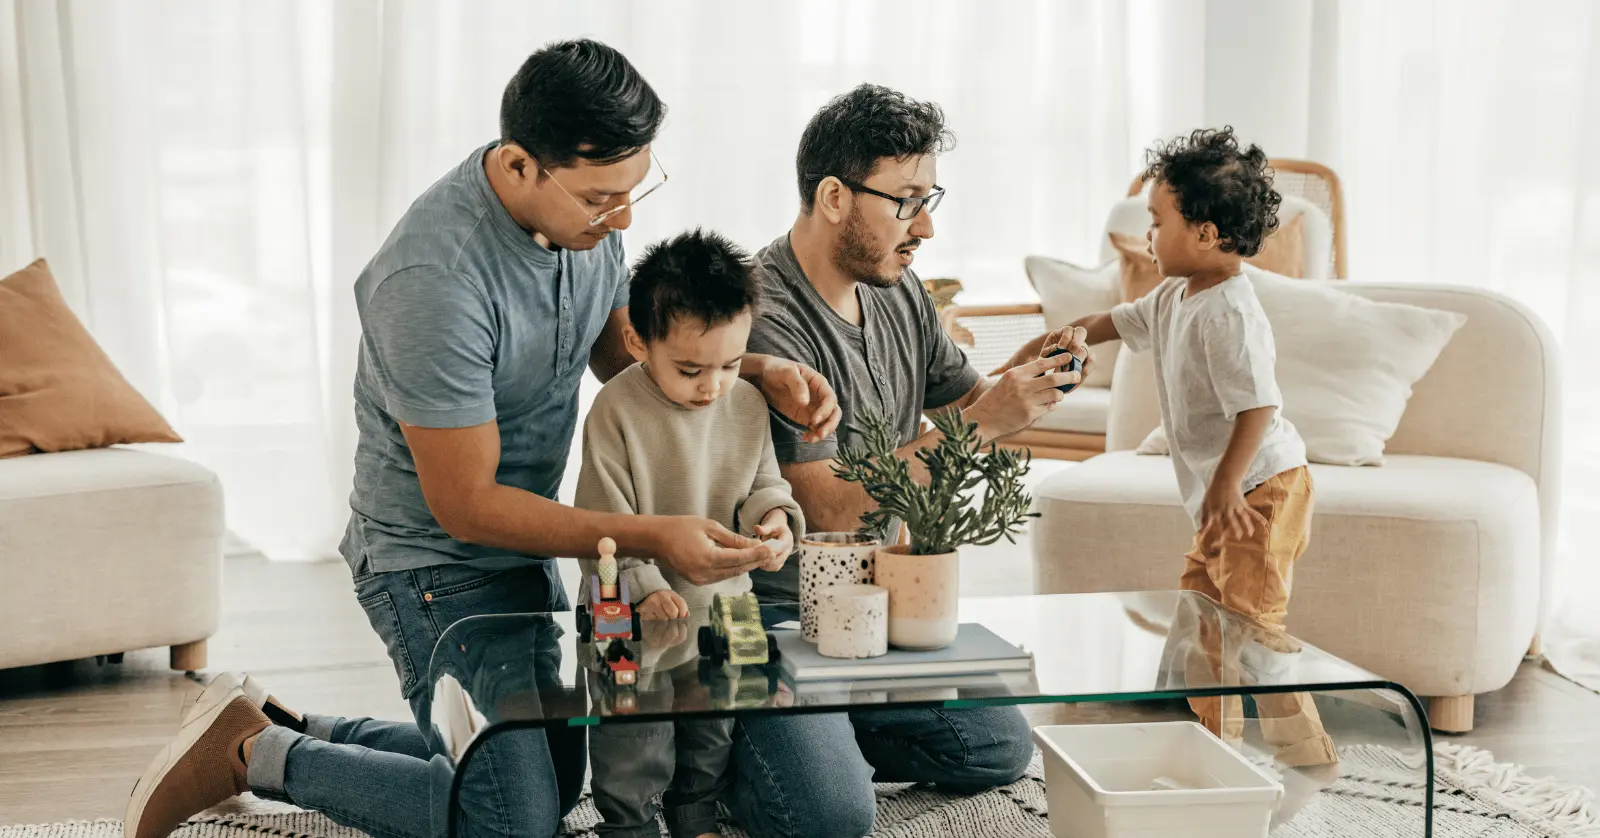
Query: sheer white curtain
1322 0 1600 691
8 0 1598 689
3 0 351 560
1 0 1175 561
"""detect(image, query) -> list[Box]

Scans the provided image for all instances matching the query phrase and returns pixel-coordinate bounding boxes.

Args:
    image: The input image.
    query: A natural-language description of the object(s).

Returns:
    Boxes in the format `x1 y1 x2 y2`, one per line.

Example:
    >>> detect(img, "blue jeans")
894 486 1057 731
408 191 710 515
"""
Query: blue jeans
247 562 585 838
723 706 1034 838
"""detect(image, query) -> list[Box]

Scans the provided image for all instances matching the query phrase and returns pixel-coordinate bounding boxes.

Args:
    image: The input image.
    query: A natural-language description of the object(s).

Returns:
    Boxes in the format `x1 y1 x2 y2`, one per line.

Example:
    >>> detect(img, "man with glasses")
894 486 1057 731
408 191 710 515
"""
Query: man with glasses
125 39 839 838
727 84 1093 838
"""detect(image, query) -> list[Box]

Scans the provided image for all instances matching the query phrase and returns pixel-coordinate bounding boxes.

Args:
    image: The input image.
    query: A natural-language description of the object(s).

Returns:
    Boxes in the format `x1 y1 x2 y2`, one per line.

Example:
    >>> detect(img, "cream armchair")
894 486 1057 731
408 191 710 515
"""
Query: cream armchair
0 448 225 671
1029 282 1561 733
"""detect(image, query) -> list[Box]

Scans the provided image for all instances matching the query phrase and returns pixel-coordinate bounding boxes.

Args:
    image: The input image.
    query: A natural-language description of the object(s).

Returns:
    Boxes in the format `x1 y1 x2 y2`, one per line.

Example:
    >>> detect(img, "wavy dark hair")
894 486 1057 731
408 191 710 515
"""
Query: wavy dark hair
500 39 666 170
796 84 954 213
1142 127 1280 257
629 229 759 342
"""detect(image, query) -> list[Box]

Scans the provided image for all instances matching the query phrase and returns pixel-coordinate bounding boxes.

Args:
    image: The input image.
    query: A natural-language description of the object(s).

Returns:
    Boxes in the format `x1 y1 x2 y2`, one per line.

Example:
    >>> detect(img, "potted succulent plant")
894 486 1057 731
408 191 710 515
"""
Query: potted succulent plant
833 408 1036 649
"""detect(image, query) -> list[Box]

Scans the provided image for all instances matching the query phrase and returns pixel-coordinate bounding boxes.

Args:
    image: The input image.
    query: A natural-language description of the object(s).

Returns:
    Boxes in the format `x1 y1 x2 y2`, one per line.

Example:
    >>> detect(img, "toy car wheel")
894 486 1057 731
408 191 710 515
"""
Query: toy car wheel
632 610 643 641
717 635 730 662
575 605 591 642
766 633 781 662
698 625 715 659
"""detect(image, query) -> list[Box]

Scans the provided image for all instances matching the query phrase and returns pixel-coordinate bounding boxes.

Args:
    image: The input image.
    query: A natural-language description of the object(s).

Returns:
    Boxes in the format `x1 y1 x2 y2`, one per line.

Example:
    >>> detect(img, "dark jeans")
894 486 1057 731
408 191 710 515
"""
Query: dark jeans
722 706 1034 838
247 562 585 838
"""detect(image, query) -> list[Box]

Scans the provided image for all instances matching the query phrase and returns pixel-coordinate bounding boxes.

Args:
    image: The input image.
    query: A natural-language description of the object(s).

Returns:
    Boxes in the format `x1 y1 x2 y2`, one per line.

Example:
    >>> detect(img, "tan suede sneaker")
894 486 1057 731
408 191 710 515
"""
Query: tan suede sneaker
124 682 269 838
185 671 304 732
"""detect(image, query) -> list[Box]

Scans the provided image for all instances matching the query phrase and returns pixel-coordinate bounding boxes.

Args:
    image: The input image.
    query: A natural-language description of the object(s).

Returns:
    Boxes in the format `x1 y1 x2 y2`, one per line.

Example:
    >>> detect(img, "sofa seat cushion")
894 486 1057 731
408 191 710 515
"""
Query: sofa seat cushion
1032 385 1112 434
0 445 218 499
1031 451 1541 696
0 447 225 668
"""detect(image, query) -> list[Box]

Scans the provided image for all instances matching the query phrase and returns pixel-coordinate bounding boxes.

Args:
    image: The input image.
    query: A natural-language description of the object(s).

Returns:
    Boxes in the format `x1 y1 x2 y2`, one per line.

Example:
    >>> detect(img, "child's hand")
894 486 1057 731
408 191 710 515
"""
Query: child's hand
1039 325 1094 378
754 510 795 573
1201 482 1269 546
638 589 690 620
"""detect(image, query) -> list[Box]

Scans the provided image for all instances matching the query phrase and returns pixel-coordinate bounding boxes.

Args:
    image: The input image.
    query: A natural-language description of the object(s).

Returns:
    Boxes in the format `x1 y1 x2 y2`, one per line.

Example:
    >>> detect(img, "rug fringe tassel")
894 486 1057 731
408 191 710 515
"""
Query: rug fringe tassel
1437 742 1600 836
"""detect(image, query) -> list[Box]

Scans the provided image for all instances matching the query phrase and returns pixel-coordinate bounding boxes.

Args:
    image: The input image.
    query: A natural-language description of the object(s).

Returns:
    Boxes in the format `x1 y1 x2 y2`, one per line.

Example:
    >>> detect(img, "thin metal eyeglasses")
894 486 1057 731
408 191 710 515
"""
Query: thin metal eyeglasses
806 173 946 220
547 149 668 227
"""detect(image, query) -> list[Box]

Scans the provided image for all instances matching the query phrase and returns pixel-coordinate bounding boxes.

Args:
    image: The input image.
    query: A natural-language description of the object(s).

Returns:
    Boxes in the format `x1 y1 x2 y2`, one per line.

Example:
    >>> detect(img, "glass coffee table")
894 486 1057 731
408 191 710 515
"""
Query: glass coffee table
425 591 1433 836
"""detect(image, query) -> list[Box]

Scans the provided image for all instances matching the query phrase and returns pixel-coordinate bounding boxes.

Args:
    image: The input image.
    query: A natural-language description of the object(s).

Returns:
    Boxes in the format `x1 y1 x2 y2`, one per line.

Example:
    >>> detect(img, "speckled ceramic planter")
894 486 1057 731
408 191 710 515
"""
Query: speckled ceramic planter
874 545 960 650
815 584 889 659
799 532 881 643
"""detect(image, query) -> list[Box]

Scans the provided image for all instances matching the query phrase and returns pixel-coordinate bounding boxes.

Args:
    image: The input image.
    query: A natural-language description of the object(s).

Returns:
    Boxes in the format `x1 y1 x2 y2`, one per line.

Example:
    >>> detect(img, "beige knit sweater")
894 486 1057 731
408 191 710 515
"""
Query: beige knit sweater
574 363 805 609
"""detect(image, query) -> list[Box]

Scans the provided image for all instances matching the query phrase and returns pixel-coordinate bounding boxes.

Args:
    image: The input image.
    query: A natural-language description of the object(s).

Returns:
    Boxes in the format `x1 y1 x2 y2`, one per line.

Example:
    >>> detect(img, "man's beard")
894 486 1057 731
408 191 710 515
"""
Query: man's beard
834 209 918 288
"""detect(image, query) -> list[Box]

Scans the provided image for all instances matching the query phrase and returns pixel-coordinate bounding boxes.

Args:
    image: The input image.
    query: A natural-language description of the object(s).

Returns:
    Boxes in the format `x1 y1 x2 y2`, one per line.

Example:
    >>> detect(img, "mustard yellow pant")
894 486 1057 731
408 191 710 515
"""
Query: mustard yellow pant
1181 466 1338 767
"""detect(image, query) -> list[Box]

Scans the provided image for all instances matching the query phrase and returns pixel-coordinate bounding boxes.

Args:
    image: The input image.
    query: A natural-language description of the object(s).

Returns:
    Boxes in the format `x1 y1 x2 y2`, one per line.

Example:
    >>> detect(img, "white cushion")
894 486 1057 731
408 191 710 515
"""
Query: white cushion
0 448 225 668
1100 193 1335 279
1031 451 1541 696
0 443 221 498
1133 267 1466 466
1024 256 1120 388
1032 384 1112 434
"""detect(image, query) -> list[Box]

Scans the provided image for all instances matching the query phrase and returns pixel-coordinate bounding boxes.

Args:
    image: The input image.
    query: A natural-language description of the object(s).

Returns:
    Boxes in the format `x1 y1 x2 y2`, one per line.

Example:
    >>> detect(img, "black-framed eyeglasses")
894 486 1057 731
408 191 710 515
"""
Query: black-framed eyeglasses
808 174 946 220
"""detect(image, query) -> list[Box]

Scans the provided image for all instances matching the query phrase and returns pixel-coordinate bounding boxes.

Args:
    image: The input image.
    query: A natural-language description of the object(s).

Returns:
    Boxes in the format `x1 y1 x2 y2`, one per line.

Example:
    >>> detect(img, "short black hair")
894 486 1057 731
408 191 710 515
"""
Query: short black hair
629 229 759 342
795 84 954 213
1142 127 1281 257
500 39 666 169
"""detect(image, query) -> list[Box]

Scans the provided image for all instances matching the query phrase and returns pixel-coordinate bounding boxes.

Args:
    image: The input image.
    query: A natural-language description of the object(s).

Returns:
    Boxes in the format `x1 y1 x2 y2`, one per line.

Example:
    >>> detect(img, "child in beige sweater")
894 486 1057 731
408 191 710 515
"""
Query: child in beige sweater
575 228 804 838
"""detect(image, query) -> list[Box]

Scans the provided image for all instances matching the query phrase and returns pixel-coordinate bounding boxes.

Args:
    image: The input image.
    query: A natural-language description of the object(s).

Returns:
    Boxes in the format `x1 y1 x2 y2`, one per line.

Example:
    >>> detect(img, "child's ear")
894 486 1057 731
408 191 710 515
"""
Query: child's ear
1196 221 1220 251
622 324 650 363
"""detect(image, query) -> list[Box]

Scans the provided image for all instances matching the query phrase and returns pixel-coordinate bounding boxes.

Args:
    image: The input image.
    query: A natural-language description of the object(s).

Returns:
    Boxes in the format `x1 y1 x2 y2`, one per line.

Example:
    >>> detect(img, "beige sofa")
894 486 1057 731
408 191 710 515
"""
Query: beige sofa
1031 282 1561 732
0 447 225 671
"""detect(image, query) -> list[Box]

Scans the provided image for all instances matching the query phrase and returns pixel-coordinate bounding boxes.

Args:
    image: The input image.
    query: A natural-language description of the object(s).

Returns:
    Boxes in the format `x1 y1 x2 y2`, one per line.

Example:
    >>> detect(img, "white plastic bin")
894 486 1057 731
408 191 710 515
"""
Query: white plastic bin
1032 722 1283 838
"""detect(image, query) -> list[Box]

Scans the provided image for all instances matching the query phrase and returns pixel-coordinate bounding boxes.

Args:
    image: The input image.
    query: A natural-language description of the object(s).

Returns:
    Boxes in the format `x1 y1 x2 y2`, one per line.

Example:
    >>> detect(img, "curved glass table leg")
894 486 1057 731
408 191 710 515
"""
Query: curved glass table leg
1223 683 1434 836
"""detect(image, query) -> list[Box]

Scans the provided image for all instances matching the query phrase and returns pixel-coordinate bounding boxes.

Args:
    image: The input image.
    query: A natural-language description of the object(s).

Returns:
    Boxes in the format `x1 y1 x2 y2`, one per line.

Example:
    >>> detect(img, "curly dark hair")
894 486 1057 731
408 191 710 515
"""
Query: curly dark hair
1142 127 1281 257
629 229 759 342
796 84 955 213
500 39 666 170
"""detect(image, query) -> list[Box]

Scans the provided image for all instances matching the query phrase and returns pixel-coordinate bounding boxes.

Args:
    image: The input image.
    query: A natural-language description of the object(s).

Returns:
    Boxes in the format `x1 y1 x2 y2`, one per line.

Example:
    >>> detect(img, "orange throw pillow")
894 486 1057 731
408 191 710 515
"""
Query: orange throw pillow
1110 213 1309 298
0 259 182 457
1247 213 1306 278
1108 232 1162 302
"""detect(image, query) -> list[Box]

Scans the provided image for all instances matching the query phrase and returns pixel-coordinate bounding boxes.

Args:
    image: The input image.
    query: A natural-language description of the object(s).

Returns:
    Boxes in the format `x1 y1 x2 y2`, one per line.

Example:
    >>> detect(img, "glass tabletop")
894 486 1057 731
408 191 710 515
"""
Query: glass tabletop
424 590 1414 726
427 590 1434 836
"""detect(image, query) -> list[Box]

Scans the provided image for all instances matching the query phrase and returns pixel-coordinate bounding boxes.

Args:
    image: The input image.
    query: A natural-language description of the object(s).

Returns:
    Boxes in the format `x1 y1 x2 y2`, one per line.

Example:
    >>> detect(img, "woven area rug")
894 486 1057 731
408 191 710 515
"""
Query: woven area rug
7 743 1598 837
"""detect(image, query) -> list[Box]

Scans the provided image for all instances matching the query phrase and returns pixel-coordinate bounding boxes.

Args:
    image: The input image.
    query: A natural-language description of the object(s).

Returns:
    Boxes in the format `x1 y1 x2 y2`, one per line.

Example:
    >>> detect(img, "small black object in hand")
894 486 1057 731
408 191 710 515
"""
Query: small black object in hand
1045 346 1084 394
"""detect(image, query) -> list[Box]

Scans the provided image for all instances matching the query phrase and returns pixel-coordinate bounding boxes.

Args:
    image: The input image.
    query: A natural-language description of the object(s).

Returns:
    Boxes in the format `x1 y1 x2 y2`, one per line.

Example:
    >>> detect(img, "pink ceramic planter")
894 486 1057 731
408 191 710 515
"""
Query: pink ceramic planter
875 544 960 650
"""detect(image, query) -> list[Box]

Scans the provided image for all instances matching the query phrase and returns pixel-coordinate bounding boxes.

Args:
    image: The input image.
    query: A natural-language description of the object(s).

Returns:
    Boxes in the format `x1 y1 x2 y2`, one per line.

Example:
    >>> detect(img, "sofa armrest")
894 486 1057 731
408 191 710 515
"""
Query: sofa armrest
940 303 1047 375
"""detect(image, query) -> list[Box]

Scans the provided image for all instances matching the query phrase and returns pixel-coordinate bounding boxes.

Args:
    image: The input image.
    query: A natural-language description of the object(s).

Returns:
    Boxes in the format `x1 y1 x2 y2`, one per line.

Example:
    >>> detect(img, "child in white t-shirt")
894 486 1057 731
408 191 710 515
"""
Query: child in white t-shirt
1051 127 1336 769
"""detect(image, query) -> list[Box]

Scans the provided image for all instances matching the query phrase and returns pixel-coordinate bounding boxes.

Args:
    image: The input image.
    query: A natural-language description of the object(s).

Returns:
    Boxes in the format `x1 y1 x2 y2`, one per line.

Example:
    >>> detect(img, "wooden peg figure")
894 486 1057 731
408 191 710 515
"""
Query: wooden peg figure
597 537 619 601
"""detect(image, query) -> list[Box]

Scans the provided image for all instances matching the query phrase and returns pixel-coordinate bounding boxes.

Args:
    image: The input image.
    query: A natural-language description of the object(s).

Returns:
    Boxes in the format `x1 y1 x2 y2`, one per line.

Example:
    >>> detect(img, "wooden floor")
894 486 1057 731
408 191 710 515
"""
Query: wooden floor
4 550 1600 826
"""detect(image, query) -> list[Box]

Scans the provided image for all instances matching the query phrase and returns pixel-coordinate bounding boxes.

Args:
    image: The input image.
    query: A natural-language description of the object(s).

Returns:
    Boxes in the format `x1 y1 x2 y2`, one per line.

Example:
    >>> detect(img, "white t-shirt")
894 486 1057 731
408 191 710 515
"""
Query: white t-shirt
1111 275 1307 527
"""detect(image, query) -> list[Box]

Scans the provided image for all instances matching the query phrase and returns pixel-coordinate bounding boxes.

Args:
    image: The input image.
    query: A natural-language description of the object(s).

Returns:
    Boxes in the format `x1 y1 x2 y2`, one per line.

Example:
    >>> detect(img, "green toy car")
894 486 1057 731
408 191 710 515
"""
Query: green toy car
698 592 780 666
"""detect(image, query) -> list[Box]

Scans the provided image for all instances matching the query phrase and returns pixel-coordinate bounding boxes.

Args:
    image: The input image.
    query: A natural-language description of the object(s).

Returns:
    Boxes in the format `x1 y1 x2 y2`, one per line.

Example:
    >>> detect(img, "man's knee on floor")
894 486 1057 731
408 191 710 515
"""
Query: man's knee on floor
778 786 875 838
940 708 1034 793
733 763 875 838
457 811 559 838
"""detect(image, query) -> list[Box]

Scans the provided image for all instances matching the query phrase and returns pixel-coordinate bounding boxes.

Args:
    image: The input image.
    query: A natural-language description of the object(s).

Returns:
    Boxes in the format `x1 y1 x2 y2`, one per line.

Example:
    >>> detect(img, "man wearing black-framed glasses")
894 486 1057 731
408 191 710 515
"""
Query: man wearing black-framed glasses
729 83 1095 838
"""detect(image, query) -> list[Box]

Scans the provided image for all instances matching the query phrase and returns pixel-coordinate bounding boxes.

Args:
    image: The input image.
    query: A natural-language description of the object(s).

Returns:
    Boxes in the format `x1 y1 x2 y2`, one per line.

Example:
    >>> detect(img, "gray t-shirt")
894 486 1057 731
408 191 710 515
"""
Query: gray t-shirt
1111 275 1307 527
341 142 630 574
745 233 981 599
